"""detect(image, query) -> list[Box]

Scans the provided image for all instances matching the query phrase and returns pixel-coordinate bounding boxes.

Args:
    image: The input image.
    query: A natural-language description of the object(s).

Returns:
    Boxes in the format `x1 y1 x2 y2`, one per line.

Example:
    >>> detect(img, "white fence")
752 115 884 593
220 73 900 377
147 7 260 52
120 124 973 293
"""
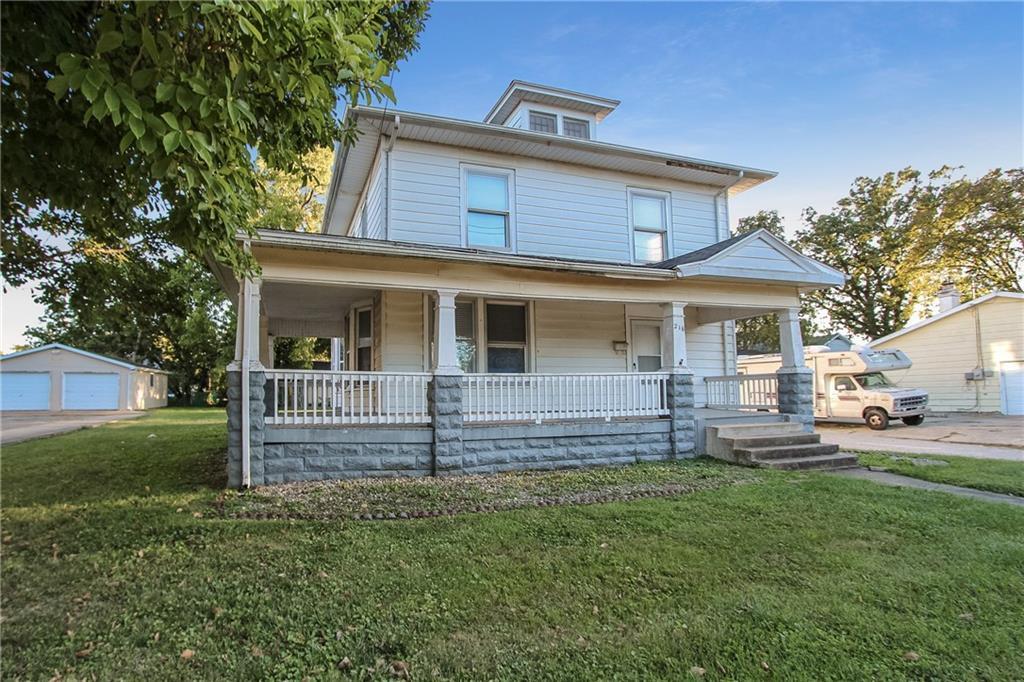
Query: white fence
462 372 670 423
705 373 778 411
264 370 431 425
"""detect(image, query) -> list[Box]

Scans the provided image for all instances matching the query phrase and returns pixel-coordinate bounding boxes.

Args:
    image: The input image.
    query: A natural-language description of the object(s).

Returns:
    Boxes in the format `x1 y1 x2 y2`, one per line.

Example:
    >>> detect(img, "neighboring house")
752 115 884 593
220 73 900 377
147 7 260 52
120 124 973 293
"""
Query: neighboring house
209 80 846 487
870 287 1024 415
805 333 854 352
0 343 168 413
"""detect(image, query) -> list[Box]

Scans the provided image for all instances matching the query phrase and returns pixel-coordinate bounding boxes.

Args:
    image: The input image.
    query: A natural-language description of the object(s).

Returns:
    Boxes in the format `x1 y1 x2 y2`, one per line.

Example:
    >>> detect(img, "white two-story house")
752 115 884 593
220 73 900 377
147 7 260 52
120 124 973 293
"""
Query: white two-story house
212 81 848 488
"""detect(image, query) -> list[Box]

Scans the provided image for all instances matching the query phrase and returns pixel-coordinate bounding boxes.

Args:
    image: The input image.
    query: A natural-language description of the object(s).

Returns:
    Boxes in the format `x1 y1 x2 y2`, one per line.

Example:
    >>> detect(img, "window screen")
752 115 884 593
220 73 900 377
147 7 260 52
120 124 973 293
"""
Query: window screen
563 117 590 139
486 304 527 373
466 171 510 248
528 111 557 134
631 192 667 263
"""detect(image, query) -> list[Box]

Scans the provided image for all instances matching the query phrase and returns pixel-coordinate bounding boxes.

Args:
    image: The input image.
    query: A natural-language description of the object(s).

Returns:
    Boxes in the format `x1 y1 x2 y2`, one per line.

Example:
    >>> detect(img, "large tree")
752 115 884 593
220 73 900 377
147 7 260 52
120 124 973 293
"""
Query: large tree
732 210 819 354
905 167 1024 303
795 169 923 340
1 1 428 285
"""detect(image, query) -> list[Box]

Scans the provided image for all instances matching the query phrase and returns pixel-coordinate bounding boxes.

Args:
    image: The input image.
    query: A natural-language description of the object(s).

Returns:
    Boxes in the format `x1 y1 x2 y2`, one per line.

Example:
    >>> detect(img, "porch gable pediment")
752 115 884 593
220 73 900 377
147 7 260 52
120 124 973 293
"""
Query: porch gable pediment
658 229 845 288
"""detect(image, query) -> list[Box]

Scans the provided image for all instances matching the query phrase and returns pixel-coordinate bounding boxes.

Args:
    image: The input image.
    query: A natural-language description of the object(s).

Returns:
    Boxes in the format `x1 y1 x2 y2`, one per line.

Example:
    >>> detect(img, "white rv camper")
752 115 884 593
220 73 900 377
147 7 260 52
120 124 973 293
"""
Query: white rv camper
738 347 928 430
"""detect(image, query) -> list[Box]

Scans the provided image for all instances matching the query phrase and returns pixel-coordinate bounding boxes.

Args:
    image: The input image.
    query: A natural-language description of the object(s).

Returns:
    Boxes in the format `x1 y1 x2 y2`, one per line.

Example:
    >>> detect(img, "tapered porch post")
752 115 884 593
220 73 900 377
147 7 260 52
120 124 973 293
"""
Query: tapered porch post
660 302 695 459
776 307 813 430
429 289 464 475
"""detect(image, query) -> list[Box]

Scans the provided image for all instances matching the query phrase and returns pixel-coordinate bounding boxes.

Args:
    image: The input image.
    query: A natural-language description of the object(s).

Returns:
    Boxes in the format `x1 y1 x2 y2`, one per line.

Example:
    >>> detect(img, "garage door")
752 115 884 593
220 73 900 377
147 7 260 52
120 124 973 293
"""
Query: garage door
0 372 51 411
62 373 120 410
1001 361 1024 415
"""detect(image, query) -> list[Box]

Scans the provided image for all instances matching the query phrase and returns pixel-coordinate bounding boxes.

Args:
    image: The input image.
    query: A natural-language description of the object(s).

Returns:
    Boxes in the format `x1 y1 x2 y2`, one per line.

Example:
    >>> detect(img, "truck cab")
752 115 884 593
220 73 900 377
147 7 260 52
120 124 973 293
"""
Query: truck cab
739 347 929 430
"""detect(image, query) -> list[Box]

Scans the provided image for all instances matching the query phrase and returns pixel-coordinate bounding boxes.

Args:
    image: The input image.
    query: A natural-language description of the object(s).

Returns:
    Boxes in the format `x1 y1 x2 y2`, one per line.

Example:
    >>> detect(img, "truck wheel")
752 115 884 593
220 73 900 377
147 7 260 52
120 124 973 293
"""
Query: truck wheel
902 415 925 426
864 408 889 430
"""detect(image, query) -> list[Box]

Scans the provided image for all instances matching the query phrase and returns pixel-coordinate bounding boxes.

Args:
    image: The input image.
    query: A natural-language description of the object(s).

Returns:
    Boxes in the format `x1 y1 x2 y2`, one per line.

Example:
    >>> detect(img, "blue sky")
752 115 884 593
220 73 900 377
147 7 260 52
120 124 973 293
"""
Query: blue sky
3 1 1022 351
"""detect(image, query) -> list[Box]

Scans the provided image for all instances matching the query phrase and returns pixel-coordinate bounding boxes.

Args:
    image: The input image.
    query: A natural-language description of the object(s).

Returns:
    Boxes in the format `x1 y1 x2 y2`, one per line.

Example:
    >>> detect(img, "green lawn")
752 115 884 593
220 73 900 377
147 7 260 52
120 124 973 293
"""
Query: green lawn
3 408 1023 680
857 451 1024 497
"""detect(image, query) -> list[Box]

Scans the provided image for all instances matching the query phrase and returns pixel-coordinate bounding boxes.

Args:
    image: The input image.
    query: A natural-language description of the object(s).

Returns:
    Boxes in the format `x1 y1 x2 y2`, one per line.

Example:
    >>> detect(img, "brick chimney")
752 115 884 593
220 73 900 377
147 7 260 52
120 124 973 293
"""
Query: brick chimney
937 281 961 313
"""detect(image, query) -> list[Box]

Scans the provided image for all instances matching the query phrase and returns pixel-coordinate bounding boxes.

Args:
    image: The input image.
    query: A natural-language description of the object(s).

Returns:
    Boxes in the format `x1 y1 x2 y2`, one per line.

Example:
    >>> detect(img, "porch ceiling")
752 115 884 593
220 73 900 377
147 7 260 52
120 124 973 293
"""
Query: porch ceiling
261 282 376 336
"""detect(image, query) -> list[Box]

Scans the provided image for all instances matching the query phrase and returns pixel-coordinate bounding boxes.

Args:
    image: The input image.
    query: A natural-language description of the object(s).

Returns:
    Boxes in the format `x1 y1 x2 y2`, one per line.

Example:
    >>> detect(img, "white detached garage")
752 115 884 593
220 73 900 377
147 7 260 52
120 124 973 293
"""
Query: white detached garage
0 343 168 413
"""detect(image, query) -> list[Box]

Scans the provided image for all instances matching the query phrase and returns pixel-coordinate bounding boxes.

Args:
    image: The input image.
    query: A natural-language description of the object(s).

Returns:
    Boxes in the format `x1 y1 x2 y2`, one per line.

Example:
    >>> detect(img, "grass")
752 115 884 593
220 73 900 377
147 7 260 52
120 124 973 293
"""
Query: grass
2 408 1023 680
856 451 1024 497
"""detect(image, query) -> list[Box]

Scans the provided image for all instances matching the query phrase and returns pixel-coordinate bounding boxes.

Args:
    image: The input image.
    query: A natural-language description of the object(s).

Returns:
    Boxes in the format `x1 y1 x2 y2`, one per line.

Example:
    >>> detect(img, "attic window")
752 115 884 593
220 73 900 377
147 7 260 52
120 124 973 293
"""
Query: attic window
528 111 557 134
563 117 590 140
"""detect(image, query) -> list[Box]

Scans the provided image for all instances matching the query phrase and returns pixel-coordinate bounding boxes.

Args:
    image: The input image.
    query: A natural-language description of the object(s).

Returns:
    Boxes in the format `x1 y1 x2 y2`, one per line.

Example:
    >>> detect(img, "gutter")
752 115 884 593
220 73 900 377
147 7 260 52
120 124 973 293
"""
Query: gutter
248 230 679 281
713 170 745 240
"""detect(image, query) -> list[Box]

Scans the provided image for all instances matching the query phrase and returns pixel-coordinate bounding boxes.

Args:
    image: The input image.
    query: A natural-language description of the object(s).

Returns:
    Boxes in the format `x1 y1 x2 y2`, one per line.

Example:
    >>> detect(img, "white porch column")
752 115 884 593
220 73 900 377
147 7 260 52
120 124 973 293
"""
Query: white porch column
330 337 343 371
267 336 275 369
778 307 805 368
660 302 689 372
434 289 461 374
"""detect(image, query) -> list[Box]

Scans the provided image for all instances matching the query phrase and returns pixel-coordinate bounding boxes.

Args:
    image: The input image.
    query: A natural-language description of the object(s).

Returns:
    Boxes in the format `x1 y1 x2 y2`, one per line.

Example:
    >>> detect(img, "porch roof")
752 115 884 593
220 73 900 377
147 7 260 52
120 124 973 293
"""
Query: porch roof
229 229 844 290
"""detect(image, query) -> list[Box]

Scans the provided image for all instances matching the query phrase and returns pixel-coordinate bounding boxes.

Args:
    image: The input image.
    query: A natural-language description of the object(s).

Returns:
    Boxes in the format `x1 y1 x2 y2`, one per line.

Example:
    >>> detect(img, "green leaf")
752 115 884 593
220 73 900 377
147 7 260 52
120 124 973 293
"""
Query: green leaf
123 96 143 119
162 130 181 154
57 53 82 75
176 86 193 111
46 75 69 98
96 30 124 54
131 69 155 90
104 88 121 116
152 157 172 178
119 130 134 153
128 114 146 140
161 112 180 130
139 133 157 154
237 15 264 42
140 26 158 60
156 82 175 103
80 76 99 102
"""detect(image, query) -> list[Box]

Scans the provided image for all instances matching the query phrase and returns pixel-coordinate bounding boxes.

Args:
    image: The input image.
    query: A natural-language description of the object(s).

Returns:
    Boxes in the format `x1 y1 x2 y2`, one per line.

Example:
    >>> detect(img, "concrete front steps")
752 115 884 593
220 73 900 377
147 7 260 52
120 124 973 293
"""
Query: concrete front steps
707 422 857 471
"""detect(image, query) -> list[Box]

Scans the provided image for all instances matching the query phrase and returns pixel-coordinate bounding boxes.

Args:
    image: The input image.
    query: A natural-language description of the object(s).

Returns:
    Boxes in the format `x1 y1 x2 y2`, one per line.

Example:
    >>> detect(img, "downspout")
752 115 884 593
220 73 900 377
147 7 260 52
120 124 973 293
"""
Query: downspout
240 240 254 489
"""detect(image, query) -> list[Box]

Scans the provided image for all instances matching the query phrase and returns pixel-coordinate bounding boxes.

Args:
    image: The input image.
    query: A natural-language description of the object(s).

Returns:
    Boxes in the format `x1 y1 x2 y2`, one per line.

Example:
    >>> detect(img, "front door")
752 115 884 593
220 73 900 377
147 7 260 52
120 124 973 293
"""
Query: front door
828 375 862 418
630 320 662 372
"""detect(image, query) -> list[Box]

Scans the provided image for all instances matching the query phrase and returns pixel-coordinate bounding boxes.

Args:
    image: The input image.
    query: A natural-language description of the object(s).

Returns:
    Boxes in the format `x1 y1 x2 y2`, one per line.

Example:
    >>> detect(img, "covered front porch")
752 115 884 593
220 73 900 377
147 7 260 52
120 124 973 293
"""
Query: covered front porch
215 230 839 486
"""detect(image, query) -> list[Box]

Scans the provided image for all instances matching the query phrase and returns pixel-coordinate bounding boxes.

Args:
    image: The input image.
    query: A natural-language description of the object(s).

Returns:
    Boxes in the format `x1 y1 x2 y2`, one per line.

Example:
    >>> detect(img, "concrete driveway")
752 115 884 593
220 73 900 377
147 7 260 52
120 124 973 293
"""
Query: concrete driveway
0 412 143 445
818 413 1024 462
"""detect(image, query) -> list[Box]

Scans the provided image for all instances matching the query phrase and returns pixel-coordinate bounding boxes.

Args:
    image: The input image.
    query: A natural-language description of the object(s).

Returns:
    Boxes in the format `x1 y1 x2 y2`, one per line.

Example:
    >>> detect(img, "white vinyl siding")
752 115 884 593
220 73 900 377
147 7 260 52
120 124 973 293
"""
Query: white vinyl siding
688 323 730 407
714 236 809 274
533 300 626 373
364 153 387 239
385 140 722 262
873 296 1024 413
381 290 426 371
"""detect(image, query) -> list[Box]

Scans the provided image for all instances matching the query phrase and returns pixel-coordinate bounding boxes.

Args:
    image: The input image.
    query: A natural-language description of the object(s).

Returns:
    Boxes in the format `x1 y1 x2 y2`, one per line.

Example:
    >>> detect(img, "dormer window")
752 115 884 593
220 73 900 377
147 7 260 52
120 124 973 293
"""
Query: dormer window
528 111 557 134
563 117 590 140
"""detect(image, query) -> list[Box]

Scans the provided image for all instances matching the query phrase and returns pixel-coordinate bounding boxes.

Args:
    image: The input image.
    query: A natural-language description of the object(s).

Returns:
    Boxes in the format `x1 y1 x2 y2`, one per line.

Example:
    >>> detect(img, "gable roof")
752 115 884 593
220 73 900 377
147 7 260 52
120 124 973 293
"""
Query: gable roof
869 291 1024 347
0 343 169 373
650 229 846 288
322 106 776 236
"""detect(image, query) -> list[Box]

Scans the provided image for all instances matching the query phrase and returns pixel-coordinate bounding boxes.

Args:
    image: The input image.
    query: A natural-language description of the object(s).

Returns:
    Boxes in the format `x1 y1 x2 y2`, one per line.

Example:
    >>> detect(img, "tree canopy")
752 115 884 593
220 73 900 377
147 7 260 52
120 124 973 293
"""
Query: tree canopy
1 0 429 286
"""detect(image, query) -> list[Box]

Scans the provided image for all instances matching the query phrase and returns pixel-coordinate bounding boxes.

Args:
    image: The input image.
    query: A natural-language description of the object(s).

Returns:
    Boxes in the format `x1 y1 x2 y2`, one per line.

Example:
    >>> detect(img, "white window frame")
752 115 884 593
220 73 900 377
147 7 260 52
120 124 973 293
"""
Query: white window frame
351 304 374 371
527 110 559 135
460 164 516 252
562 116 591 140
627 187 672 264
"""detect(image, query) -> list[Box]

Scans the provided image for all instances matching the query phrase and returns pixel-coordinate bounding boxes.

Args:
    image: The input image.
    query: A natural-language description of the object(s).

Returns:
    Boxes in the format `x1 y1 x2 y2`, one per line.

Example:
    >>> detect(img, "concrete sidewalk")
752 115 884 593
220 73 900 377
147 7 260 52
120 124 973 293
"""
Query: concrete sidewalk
0 413 143 445
818 414 1024 462
831 467 1024 506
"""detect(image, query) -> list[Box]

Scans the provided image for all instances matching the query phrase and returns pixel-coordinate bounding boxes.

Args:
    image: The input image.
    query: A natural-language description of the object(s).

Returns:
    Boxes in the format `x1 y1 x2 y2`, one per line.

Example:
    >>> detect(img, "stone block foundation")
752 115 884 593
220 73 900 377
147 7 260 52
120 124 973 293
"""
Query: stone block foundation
227 371 697 487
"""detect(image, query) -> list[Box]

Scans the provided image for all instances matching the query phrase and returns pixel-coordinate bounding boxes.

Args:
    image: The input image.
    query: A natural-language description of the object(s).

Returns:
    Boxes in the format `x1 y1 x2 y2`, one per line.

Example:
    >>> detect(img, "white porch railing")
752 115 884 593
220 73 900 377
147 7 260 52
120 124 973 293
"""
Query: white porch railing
264 370 431 425
705 373 778 411
462 372 670 423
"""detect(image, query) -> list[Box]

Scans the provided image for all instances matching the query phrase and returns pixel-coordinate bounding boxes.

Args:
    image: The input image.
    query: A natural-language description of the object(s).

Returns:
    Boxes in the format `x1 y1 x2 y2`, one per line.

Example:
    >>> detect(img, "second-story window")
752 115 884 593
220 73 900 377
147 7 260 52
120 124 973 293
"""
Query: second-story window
630 190 669 263
465 167 513 249
528 111 557 134
563 117 590 140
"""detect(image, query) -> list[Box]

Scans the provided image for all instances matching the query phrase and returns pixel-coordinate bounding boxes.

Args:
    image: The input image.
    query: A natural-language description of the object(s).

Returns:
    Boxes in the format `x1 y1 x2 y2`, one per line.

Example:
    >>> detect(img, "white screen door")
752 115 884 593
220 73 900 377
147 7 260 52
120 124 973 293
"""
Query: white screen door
630 320 662 372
